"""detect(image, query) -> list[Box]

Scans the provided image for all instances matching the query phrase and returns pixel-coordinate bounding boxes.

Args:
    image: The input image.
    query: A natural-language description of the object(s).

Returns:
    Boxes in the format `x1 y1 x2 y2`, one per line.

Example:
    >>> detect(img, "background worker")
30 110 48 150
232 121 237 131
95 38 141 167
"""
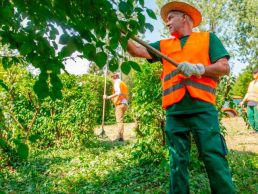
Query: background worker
240 68 258 133
126 1 235 193
103 73 128 141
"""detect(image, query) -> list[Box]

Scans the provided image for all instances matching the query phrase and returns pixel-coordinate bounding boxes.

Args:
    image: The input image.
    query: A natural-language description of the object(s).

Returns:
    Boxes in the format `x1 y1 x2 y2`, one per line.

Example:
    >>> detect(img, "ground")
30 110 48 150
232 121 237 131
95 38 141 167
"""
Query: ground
223 117 258 153
1 117 257 193
96 117 258 154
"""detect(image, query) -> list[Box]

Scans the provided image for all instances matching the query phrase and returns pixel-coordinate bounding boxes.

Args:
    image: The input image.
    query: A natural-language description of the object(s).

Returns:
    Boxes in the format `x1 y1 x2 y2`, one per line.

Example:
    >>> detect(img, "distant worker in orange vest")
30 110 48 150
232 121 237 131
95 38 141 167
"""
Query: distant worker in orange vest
126 1 235 193
103 72 128 141
240 68 258 133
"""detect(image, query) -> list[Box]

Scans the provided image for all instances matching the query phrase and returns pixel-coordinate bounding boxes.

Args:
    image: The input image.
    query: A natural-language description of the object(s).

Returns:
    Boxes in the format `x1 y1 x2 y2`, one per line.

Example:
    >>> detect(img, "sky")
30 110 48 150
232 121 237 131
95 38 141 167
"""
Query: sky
64 0 247 76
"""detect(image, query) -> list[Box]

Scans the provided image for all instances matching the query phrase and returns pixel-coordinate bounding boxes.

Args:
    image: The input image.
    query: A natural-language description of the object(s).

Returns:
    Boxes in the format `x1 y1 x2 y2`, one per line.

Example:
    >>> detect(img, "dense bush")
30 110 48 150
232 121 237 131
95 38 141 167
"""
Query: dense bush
0 65 113 165
130 62 167 164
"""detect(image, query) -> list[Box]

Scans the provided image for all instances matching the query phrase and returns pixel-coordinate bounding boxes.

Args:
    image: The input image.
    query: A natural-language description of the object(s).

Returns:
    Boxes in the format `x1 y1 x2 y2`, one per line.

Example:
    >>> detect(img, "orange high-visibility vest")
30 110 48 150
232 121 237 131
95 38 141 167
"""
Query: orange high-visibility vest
112 81 129 106
160 32 218 109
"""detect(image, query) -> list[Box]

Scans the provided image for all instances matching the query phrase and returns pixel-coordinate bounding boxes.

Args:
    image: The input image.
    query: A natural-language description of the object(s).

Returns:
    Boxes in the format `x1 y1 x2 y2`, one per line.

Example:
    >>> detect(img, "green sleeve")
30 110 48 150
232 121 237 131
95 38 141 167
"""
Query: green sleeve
209 32 230 63
147 41 162 63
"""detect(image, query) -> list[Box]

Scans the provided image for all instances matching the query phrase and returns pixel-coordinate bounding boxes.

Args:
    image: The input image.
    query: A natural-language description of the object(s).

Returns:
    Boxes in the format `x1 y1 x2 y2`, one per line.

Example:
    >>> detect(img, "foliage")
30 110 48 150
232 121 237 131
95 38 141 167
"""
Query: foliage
0 141 257 193
232 66 253 97
0 0 156 99
216 75 237 133
130 62 167 164
230 0 258 66
0 64 113 165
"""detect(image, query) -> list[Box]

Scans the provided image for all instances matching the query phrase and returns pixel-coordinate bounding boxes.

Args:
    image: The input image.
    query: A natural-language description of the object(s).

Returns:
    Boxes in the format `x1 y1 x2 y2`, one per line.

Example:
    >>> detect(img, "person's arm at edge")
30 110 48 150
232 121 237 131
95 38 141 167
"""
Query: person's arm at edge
127 39 153 59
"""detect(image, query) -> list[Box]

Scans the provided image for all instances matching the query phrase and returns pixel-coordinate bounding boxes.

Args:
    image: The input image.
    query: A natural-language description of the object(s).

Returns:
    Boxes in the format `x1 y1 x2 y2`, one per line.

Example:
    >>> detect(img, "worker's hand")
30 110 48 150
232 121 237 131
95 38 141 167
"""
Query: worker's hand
240 101 244 107
103 95 108 99
177 62 205 77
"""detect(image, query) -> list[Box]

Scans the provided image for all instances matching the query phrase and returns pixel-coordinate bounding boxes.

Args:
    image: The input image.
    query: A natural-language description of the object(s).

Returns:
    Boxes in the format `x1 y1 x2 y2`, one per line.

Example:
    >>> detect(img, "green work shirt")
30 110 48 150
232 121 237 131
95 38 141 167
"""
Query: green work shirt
148 32 230 115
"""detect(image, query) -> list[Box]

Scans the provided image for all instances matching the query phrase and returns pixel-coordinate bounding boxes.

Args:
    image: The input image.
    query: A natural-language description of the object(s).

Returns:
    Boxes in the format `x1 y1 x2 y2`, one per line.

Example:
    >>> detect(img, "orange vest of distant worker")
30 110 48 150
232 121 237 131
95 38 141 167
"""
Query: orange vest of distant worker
160 32 218 109
112 81 129 106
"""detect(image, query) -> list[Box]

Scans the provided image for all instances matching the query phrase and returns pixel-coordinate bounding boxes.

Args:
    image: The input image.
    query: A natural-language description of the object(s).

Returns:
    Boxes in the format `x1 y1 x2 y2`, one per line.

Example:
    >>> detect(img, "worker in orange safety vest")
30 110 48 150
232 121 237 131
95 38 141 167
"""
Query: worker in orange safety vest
126 1 235 193
103 72 128 141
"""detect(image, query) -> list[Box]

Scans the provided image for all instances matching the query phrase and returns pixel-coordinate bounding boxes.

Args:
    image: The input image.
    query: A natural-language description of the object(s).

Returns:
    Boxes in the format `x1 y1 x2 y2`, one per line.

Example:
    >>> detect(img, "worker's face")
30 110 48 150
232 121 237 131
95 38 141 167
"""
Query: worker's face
112 75 118 80
166 11 185 37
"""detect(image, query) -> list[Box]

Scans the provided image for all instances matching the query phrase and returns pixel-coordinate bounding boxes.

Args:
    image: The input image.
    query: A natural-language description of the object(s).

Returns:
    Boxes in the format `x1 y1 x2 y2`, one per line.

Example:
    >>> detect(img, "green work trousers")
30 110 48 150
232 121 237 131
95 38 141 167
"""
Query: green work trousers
165 110 235 194
247 105 258 131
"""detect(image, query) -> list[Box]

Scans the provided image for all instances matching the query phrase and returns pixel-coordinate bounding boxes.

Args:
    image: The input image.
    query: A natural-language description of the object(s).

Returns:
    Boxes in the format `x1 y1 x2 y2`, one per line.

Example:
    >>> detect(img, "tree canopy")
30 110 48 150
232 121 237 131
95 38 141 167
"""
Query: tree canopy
0 0 156 99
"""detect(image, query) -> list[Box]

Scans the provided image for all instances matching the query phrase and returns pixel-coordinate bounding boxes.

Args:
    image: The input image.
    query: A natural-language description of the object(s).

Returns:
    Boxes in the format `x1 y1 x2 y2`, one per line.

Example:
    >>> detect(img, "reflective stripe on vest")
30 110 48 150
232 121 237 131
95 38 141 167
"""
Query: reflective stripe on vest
160 32 217 109
163 79 216 96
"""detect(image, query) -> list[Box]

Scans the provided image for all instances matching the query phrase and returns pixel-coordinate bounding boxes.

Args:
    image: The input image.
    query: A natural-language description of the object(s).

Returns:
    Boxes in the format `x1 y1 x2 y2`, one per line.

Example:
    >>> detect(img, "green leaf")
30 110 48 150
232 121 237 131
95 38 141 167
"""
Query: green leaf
135 7 144 13
59 34 70 45
0 138 8 148
60 45 76 58
121 61 131 75
120 36 129 50
95 26 106 39
109 58 119 72
95 52 107 68
118 1 128 13
29 134 40 143
138 12 146 25
49 73 63 100
137 12 146 33
128 61 141 72
50 74 63 90
50 88 62 100
110 37 119 50
20 42 33 55
17 143 29 159
145 23 154 32
146 8 157 20
2 57 12 69
129 20 139 32
0 80 9 91
139 0 144 7
83 44 96 61
33 78 49 99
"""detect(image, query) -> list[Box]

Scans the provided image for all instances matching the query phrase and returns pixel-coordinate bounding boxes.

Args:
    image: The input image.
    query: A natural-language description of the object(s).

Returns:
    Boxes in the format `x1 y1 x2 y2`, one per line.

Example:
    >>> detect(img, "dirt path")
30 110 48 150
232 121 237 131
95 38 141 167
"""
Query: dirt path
95 117 258 153
223 117 258 153
95 123 137 141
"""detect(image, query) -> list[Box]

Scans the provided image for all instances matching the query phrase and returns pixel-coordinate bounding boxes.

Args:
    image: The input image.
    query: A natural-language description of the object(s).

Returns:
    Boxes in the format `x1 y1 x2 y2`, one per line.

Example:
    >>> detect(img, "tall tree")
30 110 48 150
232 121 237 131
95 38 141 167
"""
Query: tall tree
230 0 258 67
0 0 157 98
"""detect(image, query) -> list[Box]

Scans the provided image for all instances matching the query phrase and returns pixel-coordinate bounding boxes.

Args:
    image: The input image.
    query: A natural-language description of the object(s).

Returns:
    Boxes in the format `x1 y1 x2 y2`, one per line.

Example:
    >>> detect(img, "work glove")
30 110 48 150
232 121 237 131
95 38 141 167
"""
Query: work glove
177 62 205 77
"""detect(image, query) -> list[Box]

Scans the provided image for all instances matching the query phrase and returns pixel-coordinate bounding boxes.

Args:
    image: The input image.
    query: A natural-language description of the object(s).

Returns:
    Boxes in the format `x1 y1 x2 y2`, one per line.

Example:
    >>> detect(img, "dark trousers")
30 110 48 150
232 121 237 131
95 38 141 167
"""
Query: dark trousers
166 110 236 194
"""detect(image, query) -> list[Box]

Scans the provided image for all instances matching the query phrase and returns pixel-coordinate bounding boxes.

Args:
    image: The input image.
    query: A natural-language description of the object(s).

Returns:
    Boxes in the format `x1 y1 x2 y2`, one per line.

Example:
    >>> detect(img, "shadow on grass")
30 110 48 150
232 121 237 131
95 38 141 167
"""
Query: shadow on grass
0 154 73 193
64 150 258 194
82 137 131 152
0 147 257 194
66 162 169 194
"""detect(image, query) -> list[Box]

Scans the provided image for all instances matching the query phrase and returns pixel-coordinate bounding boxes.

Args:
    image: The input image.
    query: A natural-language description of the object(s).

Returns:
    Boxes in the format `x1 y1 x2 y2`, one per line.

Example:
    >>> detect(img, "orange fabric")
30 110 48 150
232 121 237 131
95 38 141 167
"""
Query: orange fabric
113 81 129 106
160 32 217 109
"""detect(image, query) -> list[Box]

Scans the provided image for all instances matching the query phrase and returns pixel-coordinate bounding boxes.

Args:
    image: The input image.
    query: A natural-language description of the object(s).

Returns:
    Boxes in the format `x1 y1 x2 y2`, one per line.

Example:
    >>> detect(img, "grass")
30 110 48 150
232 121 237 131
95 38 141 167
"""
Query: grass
0 118 257 193
0 141 168 193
